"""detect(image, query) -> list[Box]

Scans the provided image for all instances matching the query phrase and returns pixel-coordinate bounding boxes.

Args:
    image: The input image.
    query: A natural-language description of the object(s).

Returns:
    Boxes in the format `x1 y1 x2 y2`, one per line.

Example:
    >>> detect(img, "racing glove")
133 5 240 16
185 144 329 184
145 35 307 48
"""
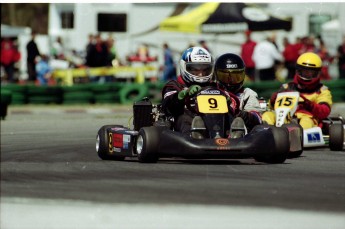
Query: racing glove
299 94 331 120
177 85 201 100
178 89 188 100
188 85 202 96
299 94 314 111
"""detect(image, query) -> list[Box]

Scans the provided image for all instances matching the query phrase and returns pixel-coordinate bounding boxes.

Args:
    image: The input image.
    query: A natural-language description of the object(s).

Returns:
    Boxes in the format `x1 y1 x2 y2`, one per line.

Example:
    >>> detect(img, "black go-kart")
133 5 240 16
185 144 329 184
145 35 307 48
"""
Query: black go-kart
96 87 302 163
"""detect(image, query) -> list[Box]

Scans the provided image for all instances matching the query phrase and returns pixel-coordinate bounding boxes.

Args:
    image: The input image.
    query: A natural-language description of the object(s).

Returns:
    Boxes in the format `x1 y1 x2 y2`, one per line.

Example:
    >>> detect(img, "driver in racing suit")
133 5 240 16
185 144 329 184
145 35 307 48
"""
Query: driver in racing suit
214 53 264 138
161 46 238 136
262 52 333 129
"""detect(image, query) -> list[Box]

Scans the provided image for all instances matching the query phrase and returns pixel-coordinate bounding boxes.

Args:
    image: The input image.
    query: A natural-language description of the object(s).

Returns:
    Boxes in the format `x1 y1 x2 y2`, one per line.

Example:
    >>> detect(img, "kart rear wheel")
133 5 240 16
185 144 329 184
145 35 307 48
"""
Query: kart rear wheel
136 127 160 163
255 126 289 164
96 125 125 160
329 123 344 151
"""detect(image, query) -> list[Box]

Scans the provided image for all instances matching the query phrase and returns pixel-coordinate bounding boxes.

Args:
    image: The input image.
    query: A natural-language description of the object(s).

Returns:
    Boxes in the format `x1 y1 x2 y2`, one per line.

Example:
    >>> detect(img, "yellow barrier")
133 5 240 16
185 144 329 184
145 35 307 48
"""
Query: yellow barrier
52 65 158 86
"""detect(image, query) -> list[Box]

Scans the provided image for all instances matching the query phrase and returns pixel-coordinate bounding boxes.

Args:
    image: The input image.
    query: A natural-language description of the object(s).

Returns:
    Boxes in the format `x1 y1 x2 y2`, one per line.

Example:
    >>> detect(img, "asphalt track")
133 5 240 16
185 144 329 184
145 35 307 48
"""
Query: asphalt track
1 104 345 229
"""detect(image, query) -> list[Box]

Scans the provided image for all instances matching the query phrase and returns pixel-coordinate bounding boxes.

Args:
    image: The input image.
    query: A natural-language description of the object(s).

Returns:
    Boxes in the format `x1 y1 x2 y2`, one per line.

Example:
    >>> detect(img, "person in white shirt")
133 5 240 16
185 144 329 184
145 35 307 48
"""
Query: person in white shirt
253 35 283 81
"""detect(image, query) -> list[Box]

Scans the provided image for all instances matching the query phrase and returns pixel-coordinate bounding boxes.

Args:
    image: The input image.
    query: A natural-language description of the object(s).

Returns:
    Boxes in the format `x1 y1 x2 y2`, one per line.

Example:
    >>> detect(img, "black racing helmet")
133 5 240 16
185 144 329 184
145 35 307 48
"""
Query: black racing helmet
214 53 245 93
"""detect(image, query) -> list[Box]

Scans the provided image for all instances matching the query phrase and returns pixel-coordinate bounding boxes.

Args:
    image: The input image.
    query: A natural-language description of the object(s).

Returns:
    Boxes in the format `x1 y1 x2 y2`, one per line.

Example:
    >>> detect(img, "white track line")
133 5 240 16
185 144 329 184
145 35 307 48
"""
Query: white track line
1 197 344 229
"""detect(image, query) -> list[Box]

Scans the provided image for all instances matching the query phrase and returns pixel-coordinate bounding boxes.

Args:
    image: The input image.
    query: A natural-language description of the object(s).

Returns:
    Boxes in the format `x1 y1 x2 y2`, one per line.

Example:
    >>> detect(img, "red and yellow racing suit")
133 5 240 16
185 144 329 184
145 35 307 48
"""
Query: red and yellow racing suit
262 78 332 129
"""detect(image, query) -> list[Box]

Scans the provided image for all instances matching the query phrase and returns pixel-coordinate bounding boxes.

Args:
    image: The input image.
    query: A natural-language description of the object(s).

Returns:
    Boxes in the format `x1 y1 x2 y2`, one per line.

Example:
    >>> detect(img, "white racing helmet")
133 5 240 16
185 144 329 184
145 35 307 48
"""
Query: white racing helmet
179 47 214 85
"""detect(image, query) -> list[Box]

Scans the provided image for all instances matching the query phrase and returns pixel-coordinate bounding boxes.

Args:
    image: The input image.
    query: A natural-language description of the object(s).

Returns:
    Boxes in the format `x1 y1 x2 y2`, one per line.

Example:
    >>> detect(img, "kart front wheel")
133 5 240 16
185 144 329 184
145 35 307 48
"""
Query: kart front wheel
96 125 125 161
255 126 289 164
329 122 344 151
136 127 160 163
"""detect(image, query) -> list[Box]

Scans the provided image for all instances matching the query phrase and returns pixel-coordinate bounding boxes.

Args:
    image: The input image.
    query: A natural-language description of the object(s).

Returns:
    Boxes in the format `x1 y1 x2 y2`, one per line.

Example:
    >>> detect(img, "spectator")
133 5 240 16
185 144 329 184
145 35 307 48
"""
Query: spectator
199 40 211 53
317 39 332 80
162 43 176 82
127 43 157 64
300 35 316 54
85 34 95 67
106 34 117 66
51 36 65 60
138 44 149 62
91 34 108 67
294 37 304 56
69 50 85 68
336 35 345 79
1 38 21 83
26 32 40 83
84 34 109 83
36 54 52 85
282 37 299 80
253 35 283 81
240 30 256 81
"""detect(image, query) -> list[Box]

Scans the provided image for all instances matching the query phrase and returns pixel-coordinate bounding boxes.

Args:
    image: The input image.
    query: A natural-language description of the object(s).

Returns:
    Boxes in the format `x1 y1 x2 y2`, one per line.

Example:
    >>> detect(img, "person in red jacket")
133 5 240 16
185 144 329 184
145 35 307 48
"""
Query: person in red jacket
262 52 332 129
282 37 299 80
1 38 21 83
240 30 256 81
317 40 332 80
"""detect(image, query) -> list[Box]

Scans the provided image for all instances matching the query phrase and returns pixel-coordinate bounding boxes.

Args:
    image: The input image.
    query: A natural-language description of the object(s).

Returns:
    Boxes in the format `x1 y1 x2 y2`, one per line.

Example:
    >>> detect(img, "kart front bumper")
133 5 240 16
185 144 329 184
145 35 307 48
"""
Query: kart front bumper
156 126 282 159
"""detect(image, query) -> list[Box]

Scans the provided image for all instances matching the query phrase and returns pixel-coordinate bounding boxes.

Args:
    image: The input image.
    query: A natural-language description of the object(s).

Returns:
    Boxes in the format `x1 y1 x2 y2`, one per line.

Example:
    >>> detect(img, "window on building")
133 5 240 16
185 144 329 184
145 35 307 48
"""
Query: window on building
61 12 74 29
309 14 331 37
97 13 127 32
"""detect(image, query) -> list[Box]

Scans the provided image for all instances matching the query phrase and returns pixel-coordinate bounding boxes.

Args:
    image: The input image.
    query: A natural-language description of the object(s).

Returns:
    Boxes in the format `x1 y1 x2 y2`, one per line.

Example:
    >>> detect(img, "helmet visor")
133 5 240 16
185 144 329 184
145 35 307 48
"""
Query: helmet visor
216 69 245 84
297 68 320 81
186 63 213 77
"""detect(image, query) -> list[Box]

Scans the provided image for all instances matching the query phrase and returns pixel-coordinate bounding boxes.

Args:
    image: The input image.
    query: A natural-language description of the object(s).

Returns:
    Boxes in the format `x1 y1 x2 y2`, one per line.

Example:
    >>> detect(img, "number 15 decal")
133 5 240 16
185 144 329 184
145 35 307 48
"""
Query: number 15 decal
275 96 297 109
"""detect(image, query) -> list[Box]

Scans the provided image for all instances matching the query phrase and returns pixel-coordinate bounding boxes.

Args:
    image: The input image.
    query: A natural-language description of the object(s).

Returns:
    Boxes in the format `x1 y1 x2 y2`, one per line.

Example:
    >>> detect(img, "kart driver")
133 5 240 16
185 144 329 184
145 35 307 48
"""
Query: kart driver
161 46 234 135
262 52 333 129
214 53 263 138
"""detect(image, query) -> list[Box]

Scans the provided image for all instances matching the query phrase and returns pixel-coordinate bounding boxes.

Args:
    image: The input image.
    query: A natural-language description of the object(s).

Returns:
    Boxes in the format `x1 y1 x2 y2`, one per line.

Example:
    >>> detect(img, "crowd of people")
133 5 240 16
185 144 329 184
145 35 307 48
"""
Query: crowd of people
1 31 345 85
241 31 345 82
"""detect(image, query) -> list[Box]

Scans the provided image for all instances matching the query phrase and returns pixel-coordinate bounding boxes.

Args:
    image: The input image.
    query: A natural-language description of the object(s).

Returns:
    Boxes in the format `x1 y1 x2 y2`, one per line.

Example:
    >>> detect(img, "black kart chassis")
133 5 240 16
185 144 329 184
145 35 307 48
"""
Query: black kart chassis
108 124 288 159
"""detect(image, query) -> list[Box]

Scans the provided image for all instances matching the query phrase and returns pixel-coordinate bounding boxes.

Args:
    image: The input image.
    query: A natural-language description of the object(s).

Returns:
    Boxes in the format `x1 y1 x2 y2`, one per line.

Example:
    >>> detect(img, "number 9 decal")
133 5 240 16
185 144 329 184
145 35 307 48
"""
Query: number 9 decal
208 98 218 109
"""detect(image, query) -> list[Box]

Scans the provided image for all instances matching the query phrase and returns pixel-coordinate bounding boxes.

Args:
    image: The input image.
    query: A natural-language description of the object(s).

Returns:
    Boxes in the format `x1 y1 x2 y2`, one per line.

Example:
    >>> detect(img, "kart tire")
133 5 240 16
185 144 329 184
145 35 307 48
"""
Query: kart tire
136 126 160 163
255 126 289 164
119 84 149 105
96 125 125 160
270 126 289 163
283 123 304 158
329 122 344 151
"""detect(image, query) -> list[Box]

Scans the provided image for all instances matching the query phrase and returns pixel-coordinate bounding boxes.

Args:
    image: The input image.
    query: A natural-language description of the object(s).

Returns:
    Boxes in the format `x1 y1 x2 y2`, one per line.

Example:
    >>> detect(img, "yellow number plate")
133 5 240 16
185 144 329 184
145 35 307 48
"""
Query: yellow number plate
274 95 298 110
197 95 228 113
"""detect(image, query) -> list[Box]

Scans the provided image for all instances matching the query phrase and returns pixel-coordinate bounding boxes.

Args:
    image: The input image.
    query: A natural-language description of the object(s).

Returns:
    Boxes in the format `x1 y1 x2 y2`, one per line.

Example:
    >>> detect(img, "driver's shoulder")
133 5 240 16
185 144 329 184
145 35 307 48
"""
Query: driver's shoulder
242 87 259 97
